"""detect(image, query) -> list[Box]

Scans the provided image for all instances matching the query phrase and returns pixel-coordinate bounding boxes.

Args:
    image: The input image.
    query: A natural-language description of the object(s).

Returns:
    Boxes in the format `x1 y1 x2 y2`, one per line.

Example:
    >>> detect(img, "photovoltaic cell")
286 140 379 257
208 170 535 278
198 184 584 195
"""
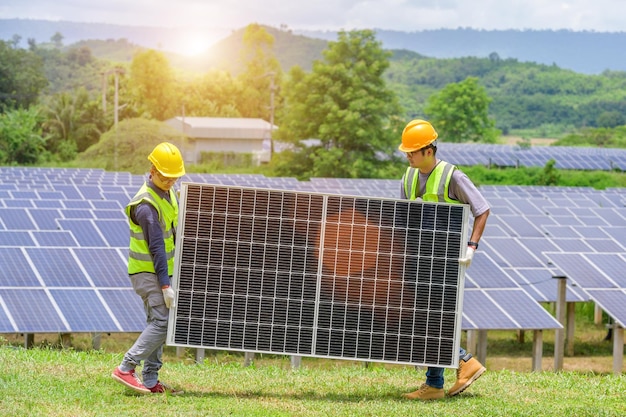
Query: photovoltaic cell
74 248 128 287
584 290 626 327
461 290 518 329
482 237 545 268
168 183 469 367
0 247 40 286
32 231 78 247
99 289 152 332
25 248 91 287
0 289 68 332
50 289 121 332
0 208 36 230
0 231 36 247
584 254 626 288
57 219 107 247
486 289 561 329
545 252 614 288
95 220 129 247
464 252 519 288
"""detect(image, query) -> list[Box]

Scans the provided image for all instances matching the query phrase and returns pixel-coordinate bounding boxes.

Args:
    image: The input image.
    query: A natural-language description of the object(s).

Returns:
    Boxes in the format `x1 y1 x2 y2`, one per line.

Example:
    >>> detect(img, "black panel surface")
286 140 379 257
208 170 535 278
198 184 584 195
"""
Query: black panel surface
169 183 469 367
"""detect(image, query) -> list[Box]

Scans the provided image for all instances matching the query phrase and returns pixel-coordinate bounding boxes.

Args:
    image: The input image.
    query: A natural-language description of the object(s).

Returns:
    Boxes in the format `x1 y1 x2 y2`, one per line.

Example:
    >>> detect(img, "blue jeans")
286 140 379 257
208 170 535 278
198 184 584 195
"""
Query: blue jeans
425 347 467 389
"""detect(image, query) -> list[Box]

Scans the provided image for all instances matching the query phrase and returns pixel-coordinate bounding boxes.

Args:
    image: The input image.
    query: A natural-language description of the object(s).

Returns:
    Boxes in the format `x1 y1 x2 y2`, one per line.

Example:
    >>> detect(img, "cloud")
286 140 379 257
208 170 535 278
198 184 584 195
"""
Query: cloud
1 0 625 32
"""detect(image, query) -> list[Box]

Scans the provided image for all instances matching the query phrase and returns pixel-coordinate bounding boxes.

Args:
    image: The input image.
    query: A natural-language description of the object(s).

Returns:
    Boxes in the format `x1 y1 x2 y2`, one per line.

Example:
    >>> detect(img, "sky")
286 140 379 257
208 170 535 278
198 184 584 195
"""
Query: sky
2 0 626 55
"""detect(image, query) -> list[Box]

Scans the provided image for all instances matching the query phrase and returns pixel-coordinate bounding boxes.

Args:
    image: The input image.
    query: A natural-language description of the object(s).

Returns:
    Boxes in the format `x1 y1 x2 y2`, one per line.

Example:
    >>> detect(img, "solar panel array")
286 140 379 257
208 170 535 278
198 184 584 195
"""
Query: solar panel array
434 143 626 171
4 166 624 339
168 183 470 367
0 168 146 333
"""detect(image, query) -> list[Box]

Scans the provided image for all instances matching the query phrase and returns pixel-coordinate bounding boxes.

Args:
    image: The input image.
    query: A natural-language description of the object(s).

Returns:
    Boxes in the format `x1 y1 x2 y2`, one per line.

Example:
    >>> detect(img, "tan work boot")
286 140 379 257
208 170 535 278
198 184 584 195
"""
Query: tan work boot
403 383 445 400
447 354 486 397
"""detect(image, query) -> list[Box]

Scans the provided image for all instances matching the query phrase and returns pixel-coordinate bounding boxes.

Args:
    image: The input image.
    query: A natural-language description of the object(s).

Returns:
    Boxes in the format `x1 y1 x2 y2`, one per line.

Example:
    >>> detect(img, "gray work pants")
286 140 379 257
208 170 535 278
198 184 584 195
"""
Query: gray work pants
119 272 169 388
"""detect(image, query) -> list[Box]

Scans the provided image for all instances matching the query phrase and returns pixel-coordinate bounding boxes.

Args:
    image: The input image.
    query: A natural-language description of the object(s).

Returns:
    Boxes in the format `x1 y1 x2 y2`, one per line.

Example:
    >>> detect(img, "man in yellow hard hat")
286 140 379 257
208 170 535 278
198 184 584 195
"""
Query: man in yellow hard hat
399 120 490 400
112 142 185 395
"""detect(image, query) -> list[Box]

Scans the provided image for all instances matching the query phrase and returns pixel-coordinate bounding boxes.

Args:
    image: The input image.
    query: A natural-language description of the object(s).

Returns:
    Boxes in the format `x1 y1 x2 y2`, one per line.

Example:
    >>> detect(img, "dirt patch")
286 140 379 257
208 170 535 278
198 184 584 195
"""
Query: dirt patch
501 136 558 146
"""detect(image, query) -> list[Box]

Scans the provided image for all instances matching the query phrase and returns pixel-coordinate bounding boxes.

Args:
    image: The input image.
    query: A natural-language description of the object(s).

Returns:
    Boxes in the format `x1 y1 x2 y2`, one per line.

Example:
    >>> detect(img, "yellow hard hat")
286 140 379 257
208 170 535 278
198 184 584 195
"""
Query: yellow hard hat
148 142 185 177
398 119 438 152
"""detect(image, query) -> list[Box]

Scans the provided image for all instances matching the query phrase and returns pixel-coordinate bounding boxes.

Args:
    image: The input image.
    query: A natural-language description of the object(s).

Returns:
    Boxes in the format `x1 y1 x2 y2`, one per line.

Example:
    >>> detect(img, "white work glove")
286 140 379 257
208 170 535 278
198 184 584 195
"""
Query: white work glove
459 247 475 267
162 286 176 309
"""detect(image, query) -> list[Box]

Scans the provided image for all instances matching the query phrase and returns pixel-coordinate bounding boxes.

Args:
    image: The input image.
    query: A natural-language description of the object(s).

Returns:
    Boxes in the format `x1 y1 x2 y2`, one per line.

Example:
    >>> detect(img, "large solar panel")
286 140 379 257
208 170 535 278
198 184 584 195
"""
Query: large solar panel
168 183 470 367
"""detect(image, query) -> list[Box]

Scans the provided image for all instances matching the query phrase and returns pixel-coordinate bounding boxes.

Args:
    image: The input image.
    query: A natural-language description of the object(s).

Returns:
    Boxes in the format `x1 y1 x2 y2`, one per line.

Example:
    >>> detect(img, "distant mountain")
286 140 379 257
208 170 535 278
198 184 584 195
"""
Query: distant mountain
296 28 626 75
2 19 626 74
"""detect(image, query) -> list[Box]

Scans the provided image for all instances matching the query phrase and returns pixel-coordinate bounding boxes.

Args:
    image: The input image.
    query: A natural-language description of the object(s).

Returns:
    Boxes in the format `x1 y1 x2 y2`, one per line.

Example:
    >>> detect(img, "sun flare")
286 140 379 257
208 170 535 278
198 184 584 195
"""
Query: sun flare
176 31 219 57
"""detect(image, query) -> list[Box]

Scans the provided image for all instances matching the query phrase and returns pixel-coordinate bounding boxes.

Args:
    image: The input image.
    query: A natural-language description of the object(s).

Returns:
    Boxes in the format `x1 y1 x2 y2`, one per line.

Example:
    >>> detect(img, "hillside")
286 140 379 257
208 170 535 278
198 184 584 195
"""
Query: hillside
4 19 626 75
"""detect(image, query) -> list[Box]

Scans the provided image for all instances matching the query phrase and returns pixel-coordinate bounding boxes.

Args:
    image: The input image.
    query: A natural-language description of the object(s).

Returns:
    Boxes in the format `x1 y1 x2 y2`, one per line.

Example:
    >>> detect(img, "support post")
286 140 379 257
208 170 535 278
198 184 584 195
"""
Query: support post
244 352 255 367
466 330 478 356
532 330 543 371
195 348 205 364
290 355 302 370
566 302 576 357
24 333 34 349
476 330 488 365
92 333 101 350
612 324 624 375
553 276 567 371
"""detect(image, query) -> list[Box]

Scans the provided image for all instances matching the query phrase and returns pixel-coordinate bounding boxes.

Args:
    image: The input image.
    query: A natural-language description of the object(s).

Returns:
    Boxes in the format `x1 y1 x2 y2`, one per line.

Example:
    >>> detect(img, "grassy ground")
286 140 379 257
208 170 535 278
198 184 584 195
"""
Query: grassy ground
1 320 624 417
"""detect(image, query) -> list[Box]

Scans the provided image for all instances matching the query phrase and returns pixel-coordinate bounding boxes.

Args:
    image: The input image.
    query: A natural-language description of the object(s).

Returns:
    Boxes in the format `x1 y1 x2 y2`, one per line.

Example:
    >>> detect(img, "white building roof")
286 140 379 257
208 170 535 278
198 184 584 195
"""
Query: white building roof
166 117 277 140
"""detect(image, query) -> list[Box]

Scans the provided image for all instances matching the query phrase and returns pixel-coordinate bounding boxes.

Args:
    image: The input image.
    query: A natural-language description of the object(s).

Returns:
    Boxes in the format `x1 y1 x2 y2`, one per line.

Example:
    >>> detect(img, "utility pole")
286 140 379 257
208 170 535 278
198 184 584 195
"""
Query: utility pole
263 71 276 160
101 67 125 170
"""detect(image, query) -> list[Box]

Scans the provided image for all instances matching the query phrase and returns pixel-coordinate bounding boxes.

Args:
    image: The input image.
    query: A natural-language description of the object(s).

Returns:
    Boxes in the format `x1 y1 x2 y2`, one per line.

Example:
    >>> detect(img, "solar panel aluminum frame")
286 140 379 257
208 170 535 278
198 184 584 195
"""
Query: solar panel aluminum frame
167 183 470 368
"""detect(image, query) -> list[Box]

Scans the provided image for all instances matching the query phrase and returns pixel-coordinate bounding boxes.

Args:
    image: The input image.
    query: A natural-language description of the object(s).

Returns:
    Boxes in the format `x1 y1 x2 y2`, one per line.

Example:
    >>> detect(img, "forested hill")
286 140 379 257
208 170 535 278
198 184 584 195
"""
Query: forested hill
297 28 626 75
3 18 626 75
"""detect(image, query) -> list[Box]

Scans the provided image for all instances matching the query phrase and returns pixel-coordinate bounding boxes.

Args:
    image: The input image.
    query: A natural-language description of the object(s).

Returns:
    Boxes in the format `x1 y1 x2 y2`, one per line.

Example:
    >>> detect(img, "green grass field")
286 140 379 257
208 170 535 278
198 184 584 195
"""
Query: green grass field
1 322 625 417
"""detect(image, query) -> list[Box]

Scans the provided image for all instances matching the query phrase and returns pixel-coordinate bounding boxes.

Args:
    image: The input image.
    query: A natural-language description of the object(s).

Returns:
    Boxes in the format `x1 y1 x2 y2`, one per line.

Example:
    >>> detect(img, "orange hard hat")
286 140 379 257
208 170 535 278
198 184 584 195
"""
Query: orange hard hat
398 119 438 152
148 142 185 177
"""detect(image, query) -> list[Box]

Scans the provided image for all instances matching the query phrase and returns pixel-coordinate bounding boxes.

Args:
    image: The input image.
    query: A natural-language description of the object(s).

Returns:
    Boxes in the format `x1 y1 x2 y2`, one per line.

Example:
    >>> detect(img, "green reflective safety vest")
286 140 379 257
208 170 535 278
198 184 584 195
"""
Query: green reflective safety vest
126 183 178 275
403 160 461 204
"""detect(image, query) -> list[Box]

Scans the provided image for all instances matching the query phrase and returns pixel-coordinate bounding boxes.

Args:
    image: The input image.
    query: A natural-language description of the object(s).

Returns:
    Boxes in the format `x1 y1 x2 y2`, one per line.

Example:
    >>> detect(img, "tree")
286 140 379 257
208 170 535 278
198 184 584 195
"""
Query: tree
236 24 282 120
537 159 561 185
79 118 186 173
0 40 48 112
128 50 176 120
275 30 404 179
0 107 46 165
425 77 500 143
41 88 105 161
180 70 242 118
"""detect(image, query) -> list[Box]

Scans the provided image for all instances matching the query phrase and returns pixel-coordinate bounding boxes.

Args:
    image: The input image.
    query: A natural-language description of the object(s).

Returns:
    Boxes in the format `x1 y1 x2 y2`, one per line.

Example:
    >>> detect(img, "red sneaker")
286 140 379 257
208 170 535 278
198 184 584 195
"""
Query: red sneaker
111 367 150 394
148 381 184 395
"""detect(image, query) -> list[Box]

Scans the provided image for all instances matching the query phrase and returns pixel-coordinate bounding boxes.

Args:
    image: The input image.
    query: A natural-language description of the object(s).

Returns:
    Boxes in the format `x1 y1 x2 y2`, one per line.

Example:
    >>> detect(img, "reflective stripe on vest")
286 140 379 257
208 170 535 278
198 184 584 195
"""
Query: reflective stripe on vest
125 183 178 275
403 161 461 204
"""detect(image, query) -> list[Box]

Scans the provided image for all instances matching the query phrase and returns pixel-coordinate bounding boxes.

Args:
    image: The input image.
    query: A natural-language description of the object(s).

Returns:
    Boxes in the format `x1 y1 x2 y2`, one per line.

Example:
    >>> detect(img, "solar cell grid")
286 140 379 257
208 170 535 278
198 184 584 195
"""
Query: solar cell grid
481 237 545 268
50 289 121 332
486 289 561 329
0 208 36 230
94 220 129 247
25 248 91 287
4 199 34 208
545 252 613 288
170 183 469 367
32 231 77 247
550 238 594 252
0 231 35 247
584 290 626 327
585 239 624 253
584 254 626 288
0 289 68 332
461 290 518 329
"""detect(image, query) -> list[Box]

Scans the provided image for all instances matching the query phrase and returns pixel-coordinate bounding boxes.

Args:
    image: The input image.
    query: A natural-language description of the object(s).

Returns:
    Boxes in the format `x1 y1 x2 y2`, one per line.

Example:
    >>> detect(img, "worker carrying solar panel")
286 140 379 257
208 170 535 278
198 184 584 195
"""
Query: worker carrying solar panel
111 142 185 396
399 119 491 400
